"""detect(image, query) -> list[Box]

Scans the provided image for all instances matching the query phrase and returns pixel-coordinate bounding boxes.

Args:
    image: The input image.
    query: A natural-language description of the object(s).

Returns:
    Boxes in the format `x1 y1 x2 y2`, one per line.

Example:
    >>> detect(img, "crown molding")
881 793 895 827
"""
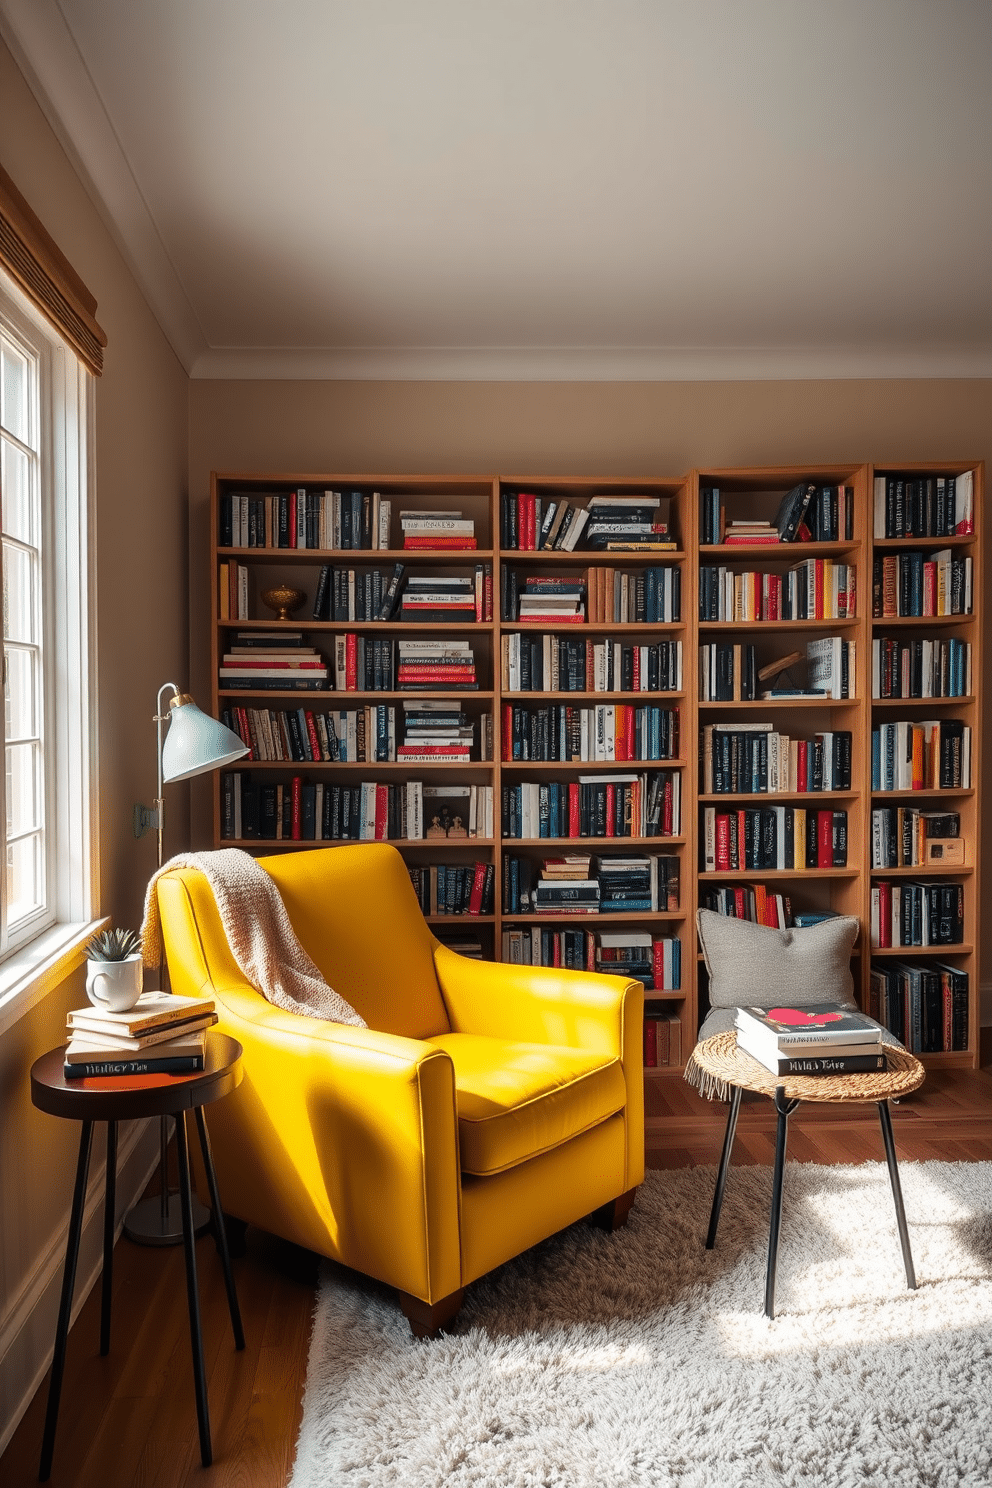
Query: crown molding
0 0 206 372
191 343 992 382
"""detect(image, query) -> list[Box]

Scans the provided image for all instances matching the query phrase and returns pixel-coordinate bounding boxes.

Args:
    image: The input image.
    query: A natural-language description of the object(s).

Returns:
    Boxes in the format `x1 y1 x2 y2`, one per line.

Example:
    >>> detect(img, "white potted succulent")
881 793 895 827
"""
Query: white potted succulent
85 927 144 1012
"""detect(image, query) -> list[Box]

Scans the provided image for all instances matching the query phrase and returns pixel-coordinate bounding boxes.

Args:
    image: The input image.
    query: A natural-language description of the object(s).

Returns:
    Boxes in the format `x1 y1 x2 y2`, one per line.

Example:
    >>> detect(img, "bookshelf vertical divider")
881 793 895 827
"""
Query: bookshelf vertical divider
210 461 982 1078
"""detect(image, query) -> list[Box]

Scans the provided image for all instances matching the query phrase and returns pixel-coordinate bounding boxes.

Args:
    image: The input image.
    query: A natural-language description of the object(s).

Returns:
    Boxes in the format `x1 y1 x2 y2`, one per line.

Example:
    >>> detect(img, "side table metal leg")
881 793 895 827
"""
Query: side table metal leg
39 1119 94 1481
175 1109 212 1468
765 1091 799 1320
877 1100 917 1290
100 1120 118 1356
706 1084 743 1249
194 1105 245 1349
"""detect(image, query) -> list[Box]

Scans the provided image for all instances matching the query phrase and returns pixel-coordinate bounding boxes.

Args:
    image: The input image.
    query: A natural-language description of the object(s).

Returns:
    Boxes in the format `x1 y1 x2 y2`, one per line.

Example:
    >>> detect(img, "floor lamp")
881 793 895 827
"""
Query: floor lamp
126 682 248 1244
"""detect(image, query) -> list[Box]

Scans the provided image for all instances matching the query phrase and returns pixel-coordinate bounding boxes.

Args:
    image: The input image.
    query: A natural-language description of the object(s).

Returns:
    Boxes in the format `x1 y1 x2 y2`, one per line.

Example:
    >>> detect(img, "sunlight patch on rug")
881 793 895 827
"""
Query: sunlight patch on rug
289 1161 992 1488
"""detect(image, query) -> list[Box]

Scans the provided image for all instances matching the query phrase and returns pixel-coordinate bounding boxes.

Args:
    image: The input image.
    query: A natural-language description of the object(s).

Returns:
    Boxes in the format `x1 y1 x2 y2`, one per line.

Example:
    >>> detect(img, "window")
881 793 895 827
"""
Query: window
0 270 97 981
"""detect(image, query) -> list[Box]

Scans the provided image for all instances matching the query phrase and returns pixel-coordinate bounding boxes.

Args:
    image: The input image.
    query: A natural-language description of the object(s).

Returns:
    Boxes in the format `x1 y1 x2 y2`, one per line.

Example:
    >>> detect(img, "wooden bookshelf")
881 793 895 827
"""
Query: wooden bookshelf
209 461 982 1076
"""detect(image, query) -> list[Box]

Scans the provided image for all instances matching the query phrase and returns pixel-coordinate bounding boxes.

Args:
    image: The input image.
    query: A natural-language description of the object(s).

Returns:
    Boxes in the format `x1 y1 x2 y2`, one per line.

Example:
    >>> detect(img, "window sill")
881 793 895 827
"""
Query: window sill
0 918 109 1038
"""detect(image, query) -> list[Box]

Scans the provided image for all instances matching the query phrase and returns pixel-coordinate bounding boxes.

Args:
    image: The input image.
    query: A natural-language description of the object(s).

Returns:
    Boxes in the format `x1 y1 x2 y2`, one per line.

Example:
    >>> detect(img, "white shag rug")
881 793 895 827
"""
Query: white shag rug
289 1162 992 1487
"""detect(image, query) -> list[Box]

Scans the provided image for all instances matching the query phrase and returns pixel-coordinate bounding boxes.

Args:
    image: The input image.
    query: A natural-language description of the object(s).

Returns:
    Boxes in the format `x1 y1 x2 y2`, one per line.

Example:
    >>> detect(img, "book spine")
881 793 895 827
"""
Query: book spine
64 1055 205 1078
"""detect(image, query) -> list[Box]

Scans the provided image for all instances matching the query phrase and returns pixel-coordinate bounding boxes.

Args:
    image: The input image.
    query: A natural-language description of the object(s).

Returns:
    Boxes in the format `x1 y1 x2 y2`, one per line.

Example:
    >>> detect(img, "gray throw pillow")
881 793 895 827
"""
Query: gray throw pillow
696 908 859 1010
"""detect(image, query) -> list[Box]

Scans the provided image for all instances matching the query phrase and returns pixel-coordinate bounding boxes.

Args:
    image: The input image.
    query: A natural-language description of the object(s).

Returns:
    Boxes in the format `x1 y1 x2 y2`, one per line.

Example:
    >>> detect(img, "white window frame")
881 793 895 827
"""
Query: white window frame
0 269 101 1032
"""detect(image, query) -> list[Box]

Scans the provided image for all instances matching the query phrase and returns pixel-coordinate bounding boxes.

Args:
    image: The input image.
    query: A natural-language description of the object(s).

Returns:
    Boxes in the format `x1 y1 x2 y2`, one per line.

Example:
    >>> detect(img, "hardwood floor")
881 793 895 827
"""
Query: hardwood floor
4 1066 992 1488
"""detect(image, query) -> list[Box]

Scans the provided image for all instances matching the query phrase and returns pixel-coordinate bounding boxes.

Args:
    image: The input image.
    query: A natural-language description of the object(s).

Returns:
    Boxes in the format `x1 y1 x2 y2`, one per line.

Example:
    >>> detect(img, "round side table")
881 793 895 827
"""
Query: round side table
31 1032 245 1480
688 1030 926 1319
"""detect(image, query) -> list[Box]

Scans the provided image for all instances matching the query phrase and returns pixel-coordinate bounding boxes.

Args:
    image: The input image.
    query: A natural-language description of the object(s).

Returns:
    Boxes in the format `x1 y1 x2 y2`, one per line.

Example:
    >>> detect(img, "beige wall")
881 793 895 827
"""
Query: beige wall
1 39 189 1450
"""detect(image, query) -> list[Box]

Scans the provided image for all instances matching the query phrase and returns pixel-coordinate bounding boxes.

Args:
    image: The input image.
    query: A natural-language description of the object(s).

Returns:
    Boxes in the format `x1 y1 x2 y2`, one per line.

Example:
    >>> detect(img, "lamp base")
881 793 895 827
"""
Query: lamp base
124 1191 212 1246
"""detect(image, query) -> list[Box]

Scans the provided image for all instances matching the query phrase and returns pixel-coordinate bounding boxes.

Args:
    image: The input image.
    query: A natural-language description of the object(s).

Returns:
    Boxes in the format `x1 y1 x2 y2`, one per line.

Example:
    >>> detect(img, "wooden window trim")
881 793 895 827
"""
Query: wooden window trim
0 165 106 376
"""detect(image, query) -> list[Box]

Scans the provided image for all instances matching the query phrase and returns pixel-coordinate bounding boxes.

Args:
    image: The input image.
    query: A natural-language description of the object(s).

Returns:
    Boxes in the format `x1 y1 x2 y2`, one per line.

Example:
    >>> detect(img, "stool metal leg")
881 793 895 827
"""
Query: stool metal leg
765 1090 800 1320
175 1109 212 1467
100 1120 118 1356
194 1106 245 1350
40 1119 94 1481
877 1100 917 1290
706 1084 743 1249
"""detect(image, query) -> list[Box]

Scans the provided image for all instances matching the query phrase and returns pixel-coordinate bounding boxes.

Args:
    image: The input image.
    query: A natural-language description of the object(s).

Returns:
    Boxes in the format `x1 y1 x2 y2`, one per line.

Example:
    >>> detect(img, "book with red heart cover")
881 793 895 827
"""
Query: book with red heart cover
735 1002 883 1049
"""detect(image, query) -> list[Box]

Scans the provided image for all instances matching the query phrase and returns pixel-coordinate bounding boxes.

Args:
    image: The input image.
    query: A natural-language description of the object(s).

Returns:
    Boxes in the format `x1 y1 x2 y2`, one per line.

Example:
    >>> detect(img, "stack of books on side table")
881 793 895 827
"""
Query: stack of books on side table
734 1003 887 1077
64 992 219 1079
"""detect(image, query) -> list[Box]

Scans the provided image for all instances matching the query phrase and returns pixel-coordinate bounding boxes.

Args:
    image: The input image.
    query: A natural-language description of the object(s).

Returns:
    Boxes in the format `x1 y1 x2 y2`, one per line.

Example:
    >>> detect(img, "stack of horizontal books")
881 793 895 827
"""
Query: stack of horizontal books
734 1004 887 1077
397 701 474 763
400 510 476 550
582 494 674 552
396 639 478 690
517 578 586 624
219 632 329 691
64 992 218 1079
400 574 477 620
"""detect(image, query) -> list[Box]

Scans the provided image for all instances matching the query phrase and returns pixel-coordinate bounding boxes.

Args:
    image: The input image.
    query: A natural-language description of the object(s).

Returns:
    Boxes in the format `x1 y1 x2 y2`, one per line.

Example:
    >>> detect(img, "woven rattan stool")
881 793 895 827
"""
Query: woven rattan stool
688 1030 926 1318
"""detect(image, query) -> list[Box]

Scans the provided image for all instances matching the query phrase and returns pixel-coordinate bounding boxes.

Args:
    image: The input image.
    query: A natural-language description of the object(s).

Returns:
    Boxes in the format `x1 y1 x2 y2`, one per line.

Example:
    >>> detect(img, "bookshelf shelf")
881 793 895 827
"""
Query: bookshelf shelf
210 460 982 1074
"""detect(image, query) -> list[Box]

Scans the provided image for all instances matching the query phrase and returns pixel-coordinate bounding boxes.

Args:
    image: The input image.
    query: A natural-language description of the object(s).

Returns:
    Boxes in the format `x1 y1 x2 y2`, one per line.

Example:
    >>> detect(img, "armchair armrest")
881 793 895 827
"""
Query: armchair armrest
201 982 463 1304
433 943 643 1058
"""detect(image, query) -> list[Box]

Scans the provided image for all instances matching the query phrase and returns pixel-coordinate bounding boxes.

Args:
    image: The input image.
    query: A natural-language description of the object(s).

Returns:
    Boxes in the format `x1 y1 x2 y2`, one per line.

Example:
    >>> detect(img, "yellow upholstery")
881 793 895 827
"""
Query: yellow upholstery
156 843 644 1309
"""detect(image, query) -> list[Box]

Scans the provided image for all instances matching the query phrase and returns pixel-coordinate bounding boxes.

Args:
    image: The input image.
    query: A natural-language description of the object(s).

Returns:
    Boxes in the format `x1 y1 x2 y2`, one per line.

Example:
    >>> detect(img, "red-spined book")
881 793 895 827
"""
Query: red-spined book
817 809 833 868
235 706 253 759
651 940 666 991
604 783 616 837
796 739 808 792
468 862 487 914
374 784 389 841
345 632 358 690
305 712 322 760
290 775 303 840
715 813 730 870
661 777 674 836
876 880 892 948
644 1017 657 1068
624 707 635 761
483 567 493 621
585 644 595 690
733 886 748 918
814 559 825 619
288 489 297 548
568 782 581 837
502 704 513 760
923 562 936 617
632 648 641 690
403 537 478 549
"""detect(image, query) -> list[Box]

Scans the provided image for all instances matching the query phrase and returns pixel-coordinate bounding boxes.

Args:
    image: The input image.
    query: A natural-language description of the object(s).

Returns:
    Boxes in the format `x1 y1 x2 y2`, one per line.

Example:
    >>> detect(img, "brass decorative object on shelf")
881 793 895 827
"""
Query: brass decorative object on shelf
261 584 306 621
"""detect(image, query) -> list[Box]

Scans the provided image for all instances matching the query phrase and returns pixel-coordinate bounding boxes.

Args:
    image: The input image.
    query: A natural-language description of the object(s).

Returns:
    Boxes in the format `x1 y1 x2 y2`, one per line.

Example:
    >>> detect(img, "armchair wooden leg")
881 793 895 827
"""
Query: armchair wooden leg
397 1288 465 1340
590 1187 638 1232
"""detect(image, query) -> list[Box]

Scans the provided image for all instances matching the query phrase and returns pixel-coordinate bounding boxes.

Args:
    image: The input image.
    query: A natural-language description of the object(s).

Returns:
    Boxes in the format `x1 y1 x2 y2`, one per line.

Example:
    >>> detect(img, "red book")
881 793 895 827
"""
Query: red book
652 940 665 990
288 490 297 548
345 632 357 690
519 614 585 624
644 1017 657 1068
624 708 635 761
632 648 641 690
502 704 513 760
305 711 322 761
814 559 824 619
552 936 561 967
290 775 302 840
374 784 389 840
467 862 486 915
661 778 673 836
796 739 808 792
483 569 493 621
733 886 747 918
715 814 730 870
403 537 478 549
586 933 595 972
877 880 892 948
605 783 616 837
614 705 627 762
568 782 581 837
585 643 595 691
235 707 253 759
817 809 833 868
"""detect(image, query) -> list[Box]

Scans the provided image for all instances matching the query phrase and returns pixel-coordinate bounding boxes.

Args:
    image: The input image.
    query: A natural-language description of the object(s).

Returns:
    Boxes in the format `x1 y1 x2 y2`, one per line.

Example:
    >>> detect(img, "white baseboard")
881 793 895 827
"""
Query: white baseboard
0 1117 161 1458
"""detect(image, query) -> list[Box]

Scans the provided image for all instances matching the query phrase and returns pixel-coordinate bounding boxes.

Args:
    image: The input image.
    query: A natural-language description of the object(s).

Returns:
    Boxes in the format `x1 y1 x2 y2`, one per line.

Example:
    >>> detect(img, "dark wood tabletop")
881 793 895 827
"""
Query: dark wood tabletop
30 1032 243 1121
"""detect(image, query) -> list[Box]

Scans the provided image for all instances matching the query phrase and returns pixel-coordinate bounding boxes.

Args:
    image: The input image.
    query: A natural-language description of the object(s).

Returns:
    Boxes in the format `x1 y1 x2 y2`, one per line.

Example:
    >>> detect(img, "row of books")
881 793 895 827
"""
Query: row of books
872 471 974 541
871 720 972 792
700 483 855 547
219 488 393 551
502 852 679 914
221 775 495 842
407 862 495 917
868 960 969 1053
644 1010 682 1067
501 772 681 841
870 808 960 870
699 642 757 702
700 725 852 796
698 886 833 930
698 560 857 622
501 492 674 552
871 637 971 700
735 1004 886 1077
702 806 848 872
584 566 681 624
501 634 683 694
870 880 965 948
871 550 972 618
310 563 494 623
499 925 681 991
221 702 487 765
329 636 479 692
701 639 854 703
501 703 679 763
64 991 217 1079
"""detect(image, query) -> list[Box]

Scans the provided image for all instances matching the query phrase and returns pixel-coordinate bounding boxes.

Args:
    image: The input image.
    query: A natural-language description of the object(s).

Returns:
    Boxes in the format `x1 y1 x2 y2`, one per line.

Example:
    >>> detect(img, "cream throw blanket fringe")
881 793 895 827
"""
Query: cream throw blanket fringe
140 848 366 1027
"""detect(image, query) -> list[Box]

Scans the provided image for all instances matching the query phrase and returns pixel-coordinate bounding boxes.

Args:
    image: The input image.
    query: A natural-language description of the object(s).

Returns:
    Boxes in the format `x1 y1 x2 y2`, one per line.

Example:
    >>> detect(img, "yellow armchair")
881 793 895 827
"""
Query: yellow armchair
155 843 644 1334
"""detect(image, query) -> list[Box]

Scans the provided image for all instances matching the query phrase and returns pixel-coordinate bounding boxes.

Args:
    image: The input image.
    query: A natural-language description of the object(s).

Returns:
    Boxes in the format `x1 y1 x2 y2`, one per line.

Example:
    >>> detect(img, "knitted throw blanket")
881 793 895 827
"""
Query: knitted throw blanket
140 848 366 1028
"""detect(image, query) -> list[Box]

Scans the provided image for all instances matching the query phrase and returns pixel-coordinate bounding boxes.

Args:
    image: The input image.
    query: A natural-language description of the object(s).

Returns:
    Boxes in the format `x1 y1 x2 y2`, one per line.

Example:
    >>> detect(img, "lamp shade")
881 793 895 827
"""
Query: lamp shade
161 694 248 783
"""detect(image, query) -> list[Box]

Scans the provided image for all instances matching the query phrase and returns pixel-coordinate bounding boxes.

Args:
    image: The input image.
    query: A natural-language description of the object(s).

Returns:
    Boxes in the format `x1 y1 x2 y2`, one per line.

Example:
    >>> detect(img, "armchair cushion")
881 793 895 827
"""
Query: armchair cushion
426 1033 626 1176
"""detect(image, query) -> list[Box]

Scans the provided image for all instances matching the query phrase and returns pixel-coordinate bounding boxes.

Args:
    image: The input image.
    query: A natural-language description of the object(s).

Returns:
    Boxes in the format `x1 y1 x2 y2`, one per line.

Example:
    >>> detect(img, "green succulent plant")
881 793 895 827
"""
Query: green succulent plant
86 927 141 962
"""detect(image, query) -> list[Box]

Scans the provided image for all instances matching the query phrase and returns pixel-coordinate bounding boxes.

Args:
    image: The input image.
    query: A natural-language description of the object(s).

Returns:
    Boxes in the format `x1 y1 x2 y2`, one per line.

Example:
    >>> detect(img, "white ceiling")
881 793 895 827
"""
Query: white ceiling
3 0 992 380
